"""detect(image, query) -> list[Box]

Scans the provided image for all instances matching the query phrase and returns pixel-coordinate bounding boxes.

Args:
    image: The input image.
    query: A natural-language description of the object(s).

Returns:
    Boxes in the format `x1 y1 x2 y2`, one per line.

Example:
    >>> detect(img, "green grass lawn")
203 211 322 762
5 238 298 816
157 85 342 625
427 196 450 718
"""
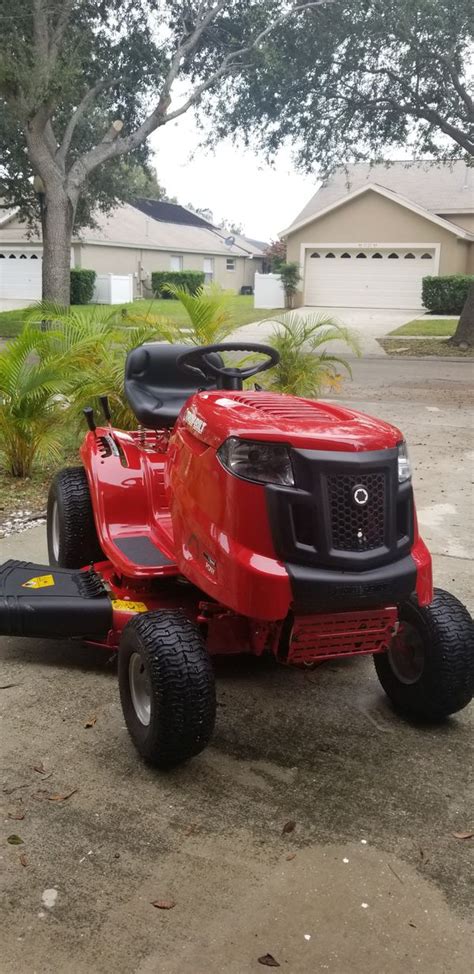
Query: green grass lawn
389 317 459 337
0 295 283 339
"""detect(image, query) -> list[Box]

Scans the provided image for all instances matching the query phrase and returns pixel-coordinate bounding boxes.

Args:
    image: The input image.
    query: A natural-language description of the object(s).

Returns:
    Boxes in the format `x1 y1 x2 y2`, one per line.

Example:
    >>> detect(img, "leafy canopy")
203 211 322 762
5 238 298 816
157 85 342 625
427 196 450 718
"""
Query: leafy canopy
207 0 474 171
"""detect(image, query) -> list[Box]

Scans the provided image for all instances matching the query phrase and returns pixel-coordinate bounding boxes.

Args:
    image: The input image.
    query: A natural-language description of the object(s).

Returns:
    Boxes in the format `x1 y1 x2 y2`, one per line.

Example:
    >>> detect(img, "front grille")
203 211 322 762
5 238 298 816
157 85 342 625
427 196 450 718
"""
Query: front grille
327 472 386 552
266 446 414 573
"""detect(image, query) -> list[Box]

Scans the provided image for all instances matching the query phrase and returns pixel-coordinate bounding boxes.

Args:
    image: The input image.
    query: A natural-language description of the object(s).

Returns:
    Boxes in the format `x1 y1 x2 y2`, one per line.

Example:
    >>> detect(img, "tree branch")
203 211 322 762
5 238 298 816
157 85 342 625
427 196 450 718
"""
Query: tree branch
57 79 120 166
32 0 49 62
401 101 474 155
67 0 333 188
437 54 474 117
49 0 75 66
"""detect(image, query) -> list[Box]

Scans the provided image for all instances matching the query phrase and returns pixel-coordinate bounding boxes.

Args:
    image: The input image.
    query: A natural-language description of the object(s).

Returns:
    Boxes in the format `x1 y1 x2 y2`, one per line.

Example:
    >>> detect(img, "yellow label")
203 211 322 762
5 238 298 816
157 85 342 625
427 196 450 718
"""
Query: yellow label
111 599 148 613
22 574 55 589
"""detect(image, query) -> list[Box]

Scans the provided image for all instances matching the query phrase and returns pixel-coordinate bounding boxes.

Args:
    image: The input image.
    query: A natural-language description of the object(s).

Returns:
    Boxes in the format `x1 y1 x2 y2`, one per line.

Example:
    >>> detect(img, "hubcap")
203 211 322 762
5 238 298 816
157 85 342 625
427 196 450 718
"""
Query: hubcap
129 653 151 726
51 500 60 561
387 622 425 685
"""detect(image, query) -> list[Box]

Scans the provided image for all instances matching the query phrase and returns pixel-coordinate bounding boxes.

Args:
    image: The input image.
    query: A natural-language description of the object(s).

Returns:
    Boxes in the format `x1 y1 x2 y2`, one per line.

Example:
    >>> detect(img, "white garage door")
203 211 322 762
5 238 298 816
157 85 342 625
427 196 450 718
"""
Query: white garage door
304 247 435 309
0 249 43 302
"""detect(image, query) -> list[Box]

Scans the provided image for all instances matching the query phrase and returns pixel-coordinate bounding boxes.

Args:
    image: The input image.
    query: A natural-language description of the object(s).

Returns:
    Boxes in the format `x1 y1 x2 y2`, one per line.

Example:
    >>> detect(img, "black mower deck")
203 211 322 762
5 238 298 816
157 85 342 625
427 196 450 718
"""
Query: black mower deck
0 560 112 639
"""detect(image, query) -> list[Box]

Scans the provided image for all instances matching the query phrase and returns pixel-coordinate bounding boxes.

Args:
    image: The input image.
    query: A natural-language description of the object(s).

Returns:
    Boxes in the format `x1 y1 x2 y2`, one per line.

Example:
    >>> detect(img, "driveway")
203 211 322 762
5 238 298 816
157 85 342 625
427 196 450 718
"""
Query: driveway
234 307 422 356
0 357 472 974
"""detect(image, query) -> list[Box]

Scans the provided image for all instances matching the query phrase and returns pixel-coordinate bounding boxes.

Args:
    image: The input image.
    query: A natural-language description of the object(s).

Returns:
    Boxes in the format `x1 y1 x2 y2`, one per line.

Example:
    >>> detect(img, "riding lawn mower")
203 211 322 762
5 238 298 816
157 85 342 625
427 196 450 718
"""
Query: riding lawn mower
0 342 472 767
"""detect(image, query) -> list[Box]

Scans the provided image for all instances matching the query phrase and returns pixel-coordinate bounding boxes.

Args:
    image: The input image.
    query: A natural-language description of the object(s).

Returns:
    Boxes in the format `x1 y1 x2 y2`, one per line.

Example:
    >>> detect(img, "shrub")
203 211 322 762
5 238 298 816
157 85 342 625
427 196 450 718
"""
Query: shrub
278 262 301 308
70 268 96 305
151 270 205 297
422 275 474 315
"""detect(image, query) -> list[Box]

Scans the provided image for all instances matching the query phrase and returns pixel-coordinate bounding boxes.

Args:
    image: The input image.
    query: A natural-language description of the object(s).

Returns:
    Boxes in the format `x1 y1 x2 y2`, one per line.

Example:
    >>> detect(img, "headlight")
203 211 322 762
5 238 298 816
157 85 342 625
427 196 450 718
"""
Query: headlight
217 437 295 487
397 441 411 482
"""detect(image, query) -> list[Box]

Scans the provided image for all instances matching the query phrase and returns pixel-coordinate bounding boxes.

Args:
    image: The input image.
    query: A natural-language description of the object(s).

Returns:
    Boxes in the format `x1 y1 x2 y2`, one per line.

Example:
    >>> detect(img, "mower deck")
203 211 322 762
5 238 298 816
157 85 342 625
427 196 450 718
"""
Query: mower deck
0 560 112 639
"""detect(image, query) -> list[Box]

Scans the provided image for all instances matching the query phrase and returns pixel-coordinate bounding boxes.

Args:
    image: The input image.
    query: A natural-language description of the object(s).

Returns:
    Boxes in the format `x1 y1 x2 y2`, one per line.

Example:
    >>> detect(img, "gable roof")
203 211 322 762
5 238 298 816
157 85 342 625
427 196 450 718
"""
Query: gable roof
281 181 474 241
0 199 265 258
131 198 215 229
289 161 473 232
77 203 263 257
0 207 19 227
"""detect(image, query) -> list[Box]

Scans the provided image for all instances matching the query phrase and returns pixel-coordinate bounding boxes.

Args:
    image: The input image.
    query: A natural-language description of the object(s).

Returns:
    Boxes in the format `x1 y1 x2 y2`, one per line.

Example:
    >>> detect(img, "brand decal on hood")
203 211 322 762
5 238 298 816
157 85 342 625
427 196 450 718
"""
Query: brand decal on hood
184 408 206 435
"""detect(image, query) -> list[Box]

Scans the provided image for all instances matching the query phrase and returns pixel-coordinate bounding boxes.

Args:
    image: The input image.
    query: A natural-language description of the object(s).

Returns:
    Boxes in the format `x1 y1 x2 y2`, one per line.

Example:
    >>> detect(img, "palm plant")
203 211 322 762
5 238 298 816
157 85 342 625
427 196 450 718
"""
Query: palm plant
131 284 239 345
26 302 171 430
0 324 83 477
261 312 361 398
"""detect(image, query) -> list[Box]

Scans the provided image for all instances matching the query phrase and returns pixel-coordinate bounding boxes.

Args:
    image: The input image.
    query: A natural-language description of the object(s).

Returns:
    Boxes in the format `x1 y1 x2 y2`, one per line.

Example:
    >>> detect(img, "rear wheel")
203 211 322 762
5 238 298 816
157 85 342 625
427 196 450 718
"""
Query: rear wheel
374 589 473 720
118 610 216 768
47 467 103 568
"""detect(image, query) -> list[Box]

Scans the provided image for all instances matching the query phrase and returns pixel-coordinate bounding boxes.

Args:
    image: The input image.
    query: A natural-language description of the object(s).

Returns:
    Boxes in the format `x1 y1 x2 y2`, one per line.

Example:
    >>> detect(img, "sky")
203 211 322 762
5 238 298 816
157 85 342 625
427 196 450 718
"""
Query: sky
150 112 317 243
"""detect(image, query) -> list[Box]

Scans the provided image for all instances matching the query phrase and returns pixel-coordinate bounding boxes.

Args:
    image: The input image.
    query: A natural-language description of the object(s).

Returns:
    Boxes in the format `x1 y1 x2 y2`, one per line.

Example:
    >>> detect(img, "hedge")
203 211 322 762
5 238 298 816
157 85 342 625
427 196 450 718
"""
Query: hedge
151 270 205 297
70 268 96 305
422 275 474 315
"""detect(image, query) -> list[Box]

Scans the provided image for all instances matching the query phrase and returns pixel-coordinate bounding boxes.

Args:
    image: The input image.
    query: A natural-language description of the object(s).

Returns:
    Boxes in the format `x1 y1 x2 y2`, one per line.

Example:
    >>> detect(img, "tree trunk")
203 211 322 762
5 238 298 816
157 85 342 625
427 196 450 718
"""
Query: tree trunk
42 189 75 305
450 284 474 347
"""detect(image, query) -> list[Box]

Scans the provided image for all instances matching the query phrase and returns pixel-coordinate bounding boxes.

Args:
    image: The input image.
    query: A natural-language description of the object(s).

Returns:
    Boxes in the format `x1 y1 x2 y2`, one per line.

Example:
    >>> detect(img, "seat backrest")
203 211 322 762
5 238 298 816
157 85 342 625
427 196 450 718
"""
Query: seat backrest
124 342 221 429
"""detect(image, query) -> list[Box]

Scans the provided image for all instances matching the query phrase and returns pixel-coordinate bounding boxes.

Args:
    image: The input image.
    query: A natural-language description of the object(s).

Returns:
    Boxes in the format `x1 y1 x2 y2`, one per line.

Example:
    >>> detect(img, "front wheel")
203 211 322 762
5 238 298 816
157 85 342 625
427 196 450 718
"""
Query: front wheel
374 589 473 720
118 610 216 768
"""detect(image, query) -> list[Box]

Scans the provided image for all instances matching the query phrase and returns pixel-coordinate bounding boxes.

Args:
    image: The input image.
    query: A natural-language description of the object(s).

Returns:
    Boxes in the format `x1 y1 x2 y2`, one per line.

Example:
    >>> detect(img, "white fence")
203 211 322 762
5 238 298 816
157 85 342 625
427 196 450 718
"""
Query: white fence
254 272 285 309
93 274 134 305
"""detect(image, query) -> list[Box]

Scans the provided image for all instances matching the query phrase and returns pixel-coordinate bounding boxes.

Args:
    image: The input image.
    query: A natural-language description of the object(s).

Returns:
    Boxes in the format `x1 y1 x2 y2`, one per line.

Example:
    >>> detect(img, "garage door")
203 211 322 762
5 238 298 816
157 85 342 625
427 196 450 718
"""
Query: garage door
304 247 435 309
0 250 42 301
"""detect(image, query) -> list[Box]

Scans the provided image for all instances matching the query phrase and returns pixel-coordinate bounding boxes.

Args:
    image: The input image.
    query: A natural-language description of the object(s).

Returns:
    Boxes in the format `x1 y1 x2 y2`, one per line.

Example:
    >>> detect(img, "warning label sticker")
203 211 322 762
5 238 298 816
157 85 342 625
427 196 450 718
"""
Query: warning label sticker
111 600 148 613
22 574 55 589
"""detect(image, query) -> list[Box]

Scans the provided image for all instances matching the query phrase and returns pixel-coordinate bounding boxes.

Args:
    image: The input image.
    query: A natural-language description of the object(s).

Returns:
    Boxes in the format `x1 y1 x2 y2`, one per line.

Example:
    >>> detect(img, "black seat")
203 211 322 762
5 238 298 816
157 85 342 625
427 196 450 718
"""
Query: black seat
124 343 222 428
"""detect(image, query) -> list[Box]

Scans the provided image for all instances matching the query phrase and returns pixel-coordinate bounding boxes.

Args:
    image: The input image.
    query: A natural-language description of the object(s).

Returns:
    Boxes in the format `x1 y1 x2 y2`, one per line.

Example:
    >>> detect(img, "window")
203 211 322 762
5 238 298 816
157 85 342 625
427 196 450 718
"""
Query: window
388 252 399 259
325 252 335 258
421 252 433 259
203 257 214 284
226 258 235 272
310 252 321 258
340 252 351 258
8 253 16 259
404 253 415 259
31 254 38 259
356 252 367 259
0 253 5 259
19 254 27 259
372 253 383 258
170 255 183 271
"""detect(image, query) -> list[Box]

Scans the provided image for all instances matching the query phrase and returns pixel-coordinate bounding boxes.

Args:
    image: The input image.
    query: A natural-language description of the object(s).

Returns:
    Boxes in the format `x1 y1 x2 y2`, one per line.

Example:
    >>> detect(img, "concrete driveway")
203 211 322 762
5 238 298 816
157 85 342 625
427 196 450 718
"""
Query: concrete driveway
0 357 472 974
233 307 422 356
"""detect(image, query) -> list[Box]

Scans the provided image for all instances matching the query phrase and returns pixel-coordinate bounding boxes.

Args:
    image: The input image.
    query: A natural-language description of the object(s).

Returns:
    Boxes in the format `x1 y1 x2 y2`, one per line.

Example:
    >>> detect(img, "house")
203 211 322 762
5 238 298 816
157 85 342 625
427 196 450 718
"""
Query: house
0 199 265 308
281 161 474 309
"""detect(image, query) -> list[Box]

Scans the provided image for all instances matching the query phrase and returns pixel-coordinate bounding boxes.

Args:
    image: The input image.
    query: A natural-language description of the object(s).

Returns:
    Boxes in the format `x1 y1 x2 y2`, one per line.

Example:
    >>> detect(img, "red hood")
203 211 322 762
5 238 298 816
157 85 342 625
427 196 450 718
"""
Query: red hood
182 391 403 452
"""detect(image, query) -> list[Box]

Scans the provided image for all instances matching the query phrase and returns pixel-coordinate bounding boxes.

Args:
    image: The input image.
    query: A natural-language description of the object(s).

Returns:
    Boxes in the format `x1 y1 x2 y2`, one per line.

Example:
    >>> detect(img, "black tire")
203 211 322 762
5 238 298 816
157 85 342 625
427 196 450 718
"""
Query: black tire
47 467 103 568
118 610 216 768
374 589 474 720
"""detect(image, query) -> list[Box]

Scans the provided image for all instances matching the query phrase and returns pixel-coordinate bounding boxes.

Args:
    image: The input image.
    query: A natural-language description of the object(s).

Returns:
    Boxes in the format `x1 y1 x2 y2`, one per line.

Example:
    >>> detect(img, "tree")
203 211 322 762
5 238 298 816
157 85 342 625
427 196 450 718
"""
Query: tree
450 283 474 348
264 240 287 271
213 0 473 170
0 0 328 304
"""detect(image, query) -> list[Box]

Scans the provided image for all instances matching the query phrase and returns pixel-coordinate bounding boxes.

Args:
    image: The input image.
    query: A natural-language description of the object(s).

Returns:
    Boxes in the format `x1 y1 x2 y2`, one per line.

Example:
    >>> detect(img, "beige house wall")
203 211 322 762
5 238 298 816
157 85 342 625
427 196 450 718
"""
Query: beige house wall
79 245 261 297
286 191 472 304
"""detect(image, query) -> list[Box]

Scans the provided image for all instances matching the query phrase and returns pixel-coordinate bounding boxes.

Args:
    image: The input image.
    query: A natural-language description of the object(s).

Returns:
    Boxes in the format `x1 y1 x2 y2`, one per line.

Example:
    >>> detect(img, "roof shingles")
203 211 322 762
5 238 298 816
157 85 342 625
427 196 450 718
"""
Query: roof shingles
289 161 474 230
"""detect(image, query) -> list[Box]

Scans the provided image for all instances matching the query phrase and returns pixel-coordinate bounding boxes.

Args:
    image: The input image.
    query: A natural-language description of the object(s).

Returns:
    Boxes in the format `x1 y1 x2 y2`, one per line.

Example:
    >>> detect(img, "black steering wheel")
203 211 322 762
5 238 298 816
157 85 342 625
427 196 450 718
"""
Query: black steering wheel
176 342 280 391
